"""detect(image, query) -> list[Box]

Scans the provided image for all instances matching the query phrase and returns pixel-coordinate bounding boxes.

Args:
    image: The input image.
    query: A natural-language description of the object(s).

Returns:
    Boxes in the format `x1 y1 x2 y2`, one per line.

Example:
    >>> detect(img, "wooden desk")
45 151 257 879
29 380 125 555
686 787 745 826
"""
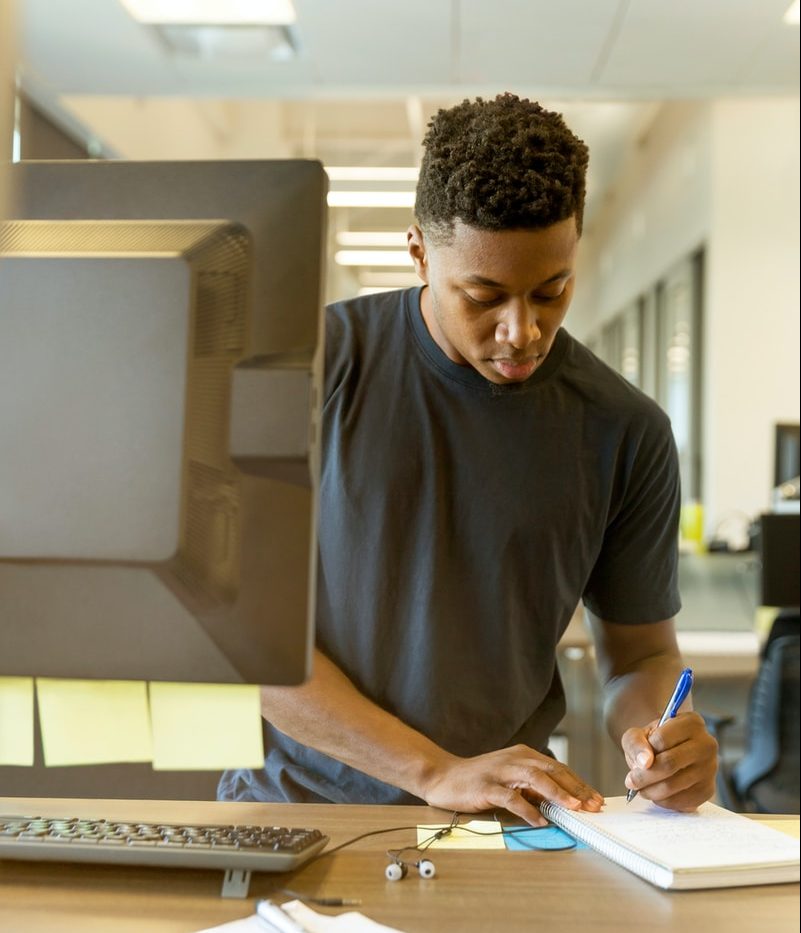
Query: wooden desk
1 798 798 933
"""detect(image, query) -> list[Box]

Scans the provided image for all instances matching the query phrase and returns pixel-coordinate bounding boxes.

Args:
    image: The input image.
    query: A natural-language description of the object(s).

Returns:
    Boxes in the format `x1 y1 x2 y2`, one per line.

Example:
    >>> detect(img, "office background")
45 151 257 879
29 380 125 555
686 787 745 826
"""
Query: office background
11 0 798 536
1 0 799 800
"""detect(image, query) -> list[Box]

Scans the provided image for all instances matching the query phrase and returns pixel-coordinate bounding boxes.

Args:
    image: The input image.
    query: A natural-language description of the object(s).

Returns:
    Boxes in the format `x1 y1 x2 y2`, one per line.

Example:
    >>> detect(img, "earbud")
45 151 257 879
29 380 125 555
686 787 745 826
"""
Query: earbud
383 815 459 881
385 860 407 881
384 854 436 881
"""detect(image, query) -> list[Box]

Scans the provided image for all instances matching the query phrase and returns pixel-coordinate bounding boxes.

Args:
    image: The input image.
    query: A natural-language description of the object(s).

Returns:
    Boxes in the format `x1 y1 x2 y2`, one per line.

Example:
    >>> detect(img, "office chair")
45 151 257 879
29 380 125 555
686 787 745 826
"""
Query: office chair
704 609 800 814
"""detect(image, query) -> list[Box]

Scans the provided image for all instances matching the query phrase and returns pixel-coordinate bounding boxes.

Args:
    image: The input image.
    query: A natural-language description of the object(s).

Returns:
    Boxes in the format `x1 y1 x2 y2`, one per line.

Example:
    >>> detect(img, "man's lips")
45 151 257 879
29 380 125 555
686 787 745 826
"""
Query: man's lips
490 356 541 380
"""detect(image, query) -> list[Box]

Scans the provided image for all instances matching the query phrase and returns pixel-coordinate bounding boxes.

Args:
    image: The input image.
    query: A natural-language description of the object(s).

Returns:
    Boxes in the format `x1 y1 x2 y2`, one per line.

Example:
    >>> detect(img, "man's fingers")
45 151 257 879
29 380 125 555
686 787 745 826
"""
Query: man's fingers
647 711 714 753
626 737 695 788
422 744 605 821
488 786 547 828
627 713 718 782
629 761 716 811
621 725 657 771
626 730 717 793
504 760 603 810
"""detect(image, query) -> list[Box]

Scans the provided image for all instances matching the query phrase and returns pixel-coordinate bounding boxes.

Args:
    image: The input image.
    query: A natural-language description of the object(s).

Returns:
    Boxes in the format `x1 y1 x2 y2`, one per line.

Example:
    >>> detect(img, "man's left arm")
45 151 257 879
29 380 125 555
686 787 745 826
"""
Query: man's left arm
586 612 718 811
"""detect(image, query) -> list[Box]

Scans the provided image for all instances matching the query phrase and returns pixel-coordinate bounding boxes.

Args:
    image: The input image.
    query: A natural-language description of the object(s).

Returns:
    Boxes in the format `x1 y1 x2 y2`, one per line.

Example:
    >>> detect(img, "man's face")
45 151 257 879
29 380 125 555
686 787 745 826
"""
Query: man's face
408 217 579 385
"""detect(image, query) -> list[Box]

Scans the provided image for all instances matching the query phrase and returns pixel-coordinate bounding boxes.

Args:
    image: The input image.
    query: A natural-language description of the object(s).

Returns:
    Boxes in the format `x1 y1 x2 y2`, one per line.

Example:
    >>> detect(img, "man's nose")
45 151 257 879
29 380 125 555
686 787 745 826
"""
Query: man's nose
495 299 541 349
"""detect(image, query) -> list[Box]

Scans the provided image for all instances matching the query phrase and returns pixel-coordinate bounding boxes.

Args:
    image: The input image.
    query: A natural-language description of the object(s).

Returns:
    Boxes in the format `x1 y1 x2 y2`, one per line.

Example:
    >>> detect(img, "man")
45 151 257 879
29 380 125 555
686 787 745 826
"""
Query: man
219 94 717 825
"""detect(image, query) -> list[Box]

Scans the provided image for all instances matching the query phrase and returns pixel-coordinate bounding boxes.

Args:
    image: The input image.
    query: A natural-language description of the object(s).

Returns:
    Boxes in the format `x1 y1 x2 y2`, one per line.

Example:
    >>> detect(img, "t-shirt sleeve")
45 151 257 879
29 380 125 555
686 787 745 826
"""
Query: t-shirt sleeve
323 303 353 405
582 410 682 624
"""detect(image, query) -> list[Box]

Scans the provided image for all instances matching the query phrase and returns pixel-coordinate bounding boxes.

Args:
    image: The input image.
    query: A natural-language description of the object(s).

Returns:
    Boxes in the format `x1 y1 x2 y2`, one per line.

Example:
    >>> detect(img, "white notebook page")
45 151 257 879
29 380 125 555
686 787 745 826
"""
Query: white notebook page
547 796 800 871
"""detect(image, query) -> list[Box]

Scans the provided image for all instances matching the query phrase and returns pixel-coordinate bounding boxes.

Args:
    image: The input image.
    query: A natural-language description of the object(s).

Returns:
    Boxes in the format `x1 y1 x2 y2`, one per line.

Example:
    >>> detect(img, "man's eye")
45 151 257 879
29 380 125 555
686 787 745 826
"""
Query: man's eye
464 292 500 306
534 291 565 303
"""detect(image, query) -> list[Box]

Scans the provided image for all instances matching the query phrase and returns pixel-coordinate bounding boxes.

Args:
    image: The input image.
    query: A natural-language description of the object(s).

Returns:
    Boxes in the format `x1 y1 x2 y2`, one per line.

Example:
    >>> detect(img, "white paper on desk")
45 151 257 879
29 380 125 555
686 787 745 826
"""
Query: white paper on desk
195 900 406 933
195 919 260 933
286 900 405 932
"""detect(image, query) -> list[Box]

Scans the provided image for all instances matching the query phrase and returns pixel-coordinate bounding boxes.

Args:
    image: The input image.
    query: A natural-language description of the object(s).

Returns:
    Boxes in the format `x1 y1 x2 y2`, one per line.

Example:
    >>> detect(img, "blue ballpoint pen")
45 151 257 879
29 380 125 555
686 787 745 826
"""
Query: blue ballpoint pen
626 667 694 803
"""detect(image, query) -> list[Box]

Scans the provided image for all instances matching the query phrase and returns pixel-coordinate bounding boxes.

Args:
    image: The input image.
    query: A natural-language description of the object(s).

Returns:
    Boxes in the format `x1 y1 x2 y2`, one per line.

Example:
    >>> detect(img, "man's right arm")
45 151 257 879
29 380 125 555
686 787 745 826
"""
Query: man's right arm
259 648 604 825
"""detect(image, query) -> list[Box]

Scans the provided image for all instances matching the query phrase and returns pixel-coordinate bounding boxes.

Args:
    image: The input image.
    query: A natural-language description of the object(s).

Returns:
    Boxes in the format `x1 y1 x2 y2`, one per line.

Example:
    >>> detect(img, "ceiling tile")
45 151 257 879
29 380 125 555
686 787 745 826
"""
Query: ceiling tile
458 0 622 87
598 0 799 93
295 0 453 89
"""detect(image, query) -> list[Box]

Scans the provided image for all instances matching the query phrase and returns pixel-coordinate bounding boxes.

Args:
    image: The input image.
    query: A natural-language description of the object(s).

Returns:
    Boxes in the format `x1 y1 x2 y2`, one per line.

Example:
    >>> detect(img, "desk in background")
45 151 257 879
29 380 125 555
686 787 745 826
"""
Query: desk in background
0 798 797 933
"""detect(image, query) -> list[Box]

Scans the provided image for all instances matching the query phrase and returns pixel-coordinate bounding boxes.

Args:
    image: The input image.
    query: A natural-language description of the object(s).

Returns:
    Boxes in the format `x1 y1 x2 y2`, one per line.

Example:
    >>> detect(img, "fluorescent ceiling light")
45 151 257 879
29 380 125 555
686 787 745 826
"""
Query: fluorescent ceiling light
119 0 296 25
155 23 296 59
335 250 413 267
121 1 298 61
326 167 419 182
327 192 416 209
784 0 800 24
336 231 409 247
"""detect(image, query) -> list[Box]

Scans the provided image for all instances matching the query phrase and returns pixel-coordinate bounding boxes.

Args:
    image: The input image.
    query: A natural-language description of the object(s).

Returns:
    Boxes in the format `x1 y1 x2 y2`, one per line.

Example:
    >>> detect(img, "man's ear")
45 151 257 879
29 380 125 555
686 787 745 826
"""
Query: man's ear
407 224 429 283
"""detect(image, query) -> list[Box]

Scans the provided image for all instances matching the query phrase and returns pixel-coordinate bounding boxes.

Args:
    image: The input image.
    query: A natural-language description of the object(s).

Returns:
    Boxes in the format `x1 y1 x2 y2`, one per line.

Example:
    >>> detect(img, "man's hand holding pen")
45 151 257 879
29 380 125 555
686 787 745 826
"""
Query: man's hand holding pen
620 668 719 812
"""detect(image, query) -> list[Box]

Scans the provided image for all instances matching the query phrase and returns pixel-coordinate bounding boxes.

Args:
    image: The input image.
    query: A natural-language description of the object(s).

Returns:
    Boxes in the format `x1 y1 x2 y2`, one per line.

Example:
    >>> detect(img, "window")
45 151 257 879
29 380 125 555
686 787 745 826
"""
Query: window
656 251 704 502
583 247 705 503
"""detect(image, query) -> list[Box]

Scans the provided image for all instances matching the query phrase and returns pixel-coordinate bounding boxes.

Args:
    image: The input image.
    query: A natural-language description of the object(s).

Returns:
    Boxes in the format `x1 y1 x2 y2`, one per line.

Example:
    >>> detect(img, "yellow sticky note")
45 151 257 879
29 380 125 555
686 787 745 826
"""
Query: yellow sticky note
36 679 152 766
148 682 264 770
417 820 507 850
759 820 800 840
755 606 781 640
0 677 35 766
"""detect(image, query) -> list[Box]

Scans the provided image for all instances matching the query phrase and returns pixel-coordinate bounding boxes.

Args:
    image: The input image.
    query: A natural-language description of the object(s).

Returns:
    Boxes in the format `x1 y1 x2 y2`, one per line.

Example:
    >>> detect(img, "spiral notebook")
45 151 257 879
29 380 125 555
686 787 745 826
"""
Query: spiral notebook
539 796 800 890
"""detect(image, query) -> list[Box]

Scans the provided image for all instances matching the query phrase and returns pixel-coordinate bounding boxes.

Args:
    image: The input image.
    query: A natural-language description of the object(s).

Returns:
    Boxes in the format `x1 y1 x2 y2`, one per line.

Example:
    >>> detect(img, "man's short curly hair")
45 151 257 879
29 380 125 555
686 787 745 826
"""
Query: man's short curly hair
415 93 589 243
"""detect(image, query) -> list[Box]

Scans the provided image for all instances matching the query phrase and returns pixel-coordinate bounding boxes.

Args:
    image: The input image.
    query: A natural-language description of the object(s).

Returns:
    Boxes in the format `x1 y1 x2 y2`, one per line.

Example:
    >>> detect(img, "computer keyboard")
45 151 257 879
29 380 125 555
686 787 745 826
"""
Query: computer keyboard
0 814 328 874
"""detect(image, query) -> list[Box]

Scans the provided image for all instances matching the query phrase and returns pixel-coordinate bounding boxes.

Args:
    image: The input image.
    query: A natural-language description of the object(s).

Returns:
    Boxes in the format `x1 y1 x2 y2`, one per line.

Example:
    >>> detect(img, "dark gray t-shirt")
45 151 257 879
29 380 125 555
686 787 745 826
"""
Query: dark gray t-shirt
218 286 681 804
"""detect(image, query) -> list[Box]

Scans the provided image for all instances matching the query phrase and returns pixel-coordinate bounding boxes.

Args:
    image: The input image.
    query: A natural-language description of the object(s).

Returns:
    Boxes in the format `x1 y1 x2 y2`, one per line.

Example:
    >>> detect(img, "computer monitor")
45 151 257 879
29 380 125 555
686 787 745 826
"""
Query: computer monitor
759 513 800 609
0 159 327 686
774 422 800 488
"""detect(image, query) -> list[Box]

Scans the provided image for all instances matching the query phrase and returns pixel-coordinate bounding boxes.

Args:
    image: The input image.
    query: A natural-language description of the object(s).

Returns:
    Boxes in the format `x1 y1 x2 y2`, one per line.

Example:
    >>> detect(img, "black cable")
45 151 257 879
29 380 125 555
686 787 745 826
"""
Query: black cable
262 823 430 907
310 823 426 860
387 811 461 861
266 811 576 906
